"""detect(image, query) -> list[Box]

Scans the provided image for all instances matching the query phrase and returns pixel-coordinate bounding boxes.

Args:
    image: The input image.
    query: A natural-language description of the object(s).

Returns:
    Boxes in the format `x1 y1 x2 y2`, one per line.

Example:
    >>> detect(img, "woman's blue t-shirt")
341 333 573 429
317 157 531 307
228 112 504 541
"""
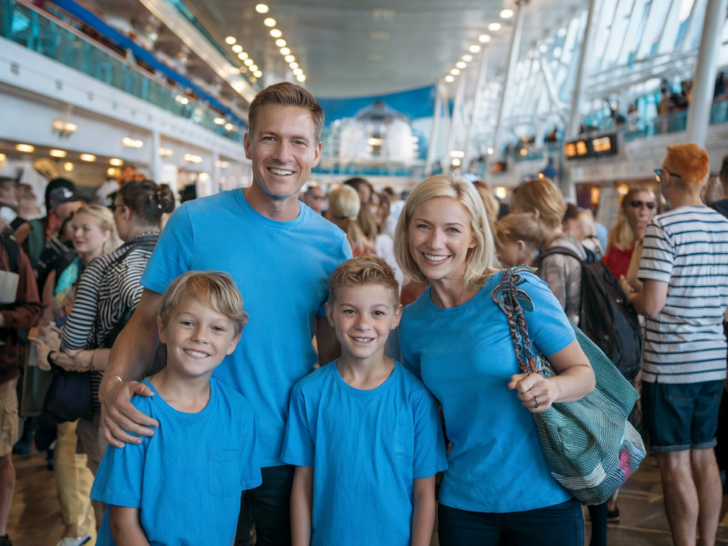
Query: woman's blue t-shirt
399 271 576 513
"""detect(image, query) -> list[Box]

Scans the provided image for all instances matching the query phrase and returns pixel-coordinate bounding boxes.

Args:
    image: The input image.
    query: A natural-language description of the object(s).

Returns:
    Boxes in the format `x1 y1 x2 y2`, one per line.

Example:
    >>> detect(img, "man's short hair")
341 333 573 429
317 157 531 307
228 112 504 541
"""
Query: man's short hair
328 255 400 308
248 82 324 143
0 177 16 193
158 271 249 336
664 143 710 188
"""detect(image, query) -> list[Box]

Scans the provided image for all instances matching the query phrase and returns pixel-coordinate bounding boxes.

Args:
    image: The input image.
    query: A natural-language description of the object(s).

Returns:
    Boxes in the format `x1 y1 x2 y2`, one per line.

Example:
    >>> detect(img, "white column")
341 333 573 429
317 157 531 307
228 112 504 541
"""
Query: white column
685 0 728 146
447 73 466 164
567 0 598 139
426 84 444 176
151 129 162 183
492 0 527 156
213 150 221 193
463 46 489 167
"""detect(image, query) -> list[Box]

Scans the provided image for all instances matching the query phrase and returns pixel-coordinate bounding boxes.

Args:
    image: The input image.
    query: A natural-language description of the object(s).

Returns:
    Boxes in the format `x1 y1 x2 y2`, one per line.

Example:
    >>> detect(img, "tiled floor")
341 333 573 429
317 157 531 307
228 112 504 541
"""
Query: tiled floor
6 450 728 545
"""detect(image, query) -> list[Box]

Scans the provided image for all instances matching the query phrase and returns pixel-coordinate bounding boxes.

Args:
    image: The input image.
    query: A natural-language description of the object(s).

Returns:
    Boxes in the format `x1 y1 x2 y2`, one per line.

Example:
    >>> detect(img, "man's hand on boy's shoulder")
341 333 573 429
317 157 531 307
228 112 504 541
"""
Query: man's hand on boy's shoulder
101 379 159 448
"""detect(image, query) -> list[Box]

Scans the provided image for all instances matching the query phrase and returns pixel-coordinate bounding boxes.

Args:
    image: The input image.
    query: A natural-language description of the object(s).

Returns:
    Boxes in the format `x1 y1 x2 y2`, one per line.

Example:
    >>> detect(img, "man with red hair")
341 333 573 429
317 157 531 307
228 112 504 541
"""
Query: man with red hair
625 143 728 546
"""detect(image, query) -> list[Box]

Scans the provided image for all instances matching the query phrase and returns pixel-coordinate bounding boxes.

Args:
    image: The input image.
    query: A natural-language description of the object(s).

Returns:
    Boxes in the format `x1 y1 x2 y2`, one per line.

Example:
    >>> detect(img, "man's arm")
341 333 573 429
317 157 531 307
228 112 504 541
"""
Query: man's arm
291 466 314 546
314 316 340 365
100 288 163 448
627 279 668 318
109 506 150 546
0 248 41 330
410 476 436 546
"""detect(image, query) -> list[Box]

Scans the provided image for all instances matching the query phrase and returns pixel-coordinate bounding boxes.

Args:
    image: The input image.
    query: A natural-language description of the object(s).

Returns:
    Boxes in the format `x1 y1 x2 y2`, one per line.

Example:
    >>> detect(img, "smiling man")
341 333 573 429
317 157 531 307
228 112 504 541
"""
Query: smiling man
99 83 352 546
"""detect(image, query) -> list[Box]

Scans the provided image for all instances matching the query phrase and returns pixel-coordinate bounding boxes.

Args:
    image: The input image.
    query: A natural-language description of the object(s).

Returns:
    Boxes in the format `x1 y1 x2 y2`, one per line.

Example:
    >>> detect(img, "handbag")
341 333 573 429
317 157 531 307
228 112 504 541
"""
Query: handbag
493 266 646 505
43 354 93 423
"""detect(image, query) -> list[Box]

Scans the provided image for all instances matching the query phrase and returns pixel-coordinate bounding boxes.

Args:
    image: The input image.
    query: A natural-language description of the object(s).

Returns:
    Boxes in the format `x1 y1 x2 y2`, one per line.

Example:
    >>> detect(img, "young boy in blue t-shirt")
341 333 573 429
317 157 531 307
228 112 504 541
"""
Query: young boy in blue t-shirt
91 271 262 545
281 255 447 546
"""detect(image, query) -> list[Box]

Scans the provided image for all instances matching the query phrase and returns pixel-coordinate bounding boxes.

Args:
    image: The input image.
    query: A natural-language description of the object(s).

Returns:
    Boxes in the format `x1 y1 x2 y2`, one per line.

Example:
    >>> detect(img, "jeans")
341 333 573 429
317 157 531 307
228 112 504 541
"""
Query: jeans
236 465 295 546
439 498 584 546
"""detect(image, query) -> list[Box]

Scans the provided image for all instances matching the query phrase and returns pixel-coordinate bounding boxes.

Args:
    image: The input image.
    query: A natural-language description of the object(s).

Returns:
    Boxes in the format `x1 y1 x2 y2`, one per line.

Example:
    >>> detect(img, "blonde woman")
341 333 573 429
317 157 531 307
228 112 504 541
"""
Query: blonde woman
494 212 543 268
395 174 594 546
325 185 376 256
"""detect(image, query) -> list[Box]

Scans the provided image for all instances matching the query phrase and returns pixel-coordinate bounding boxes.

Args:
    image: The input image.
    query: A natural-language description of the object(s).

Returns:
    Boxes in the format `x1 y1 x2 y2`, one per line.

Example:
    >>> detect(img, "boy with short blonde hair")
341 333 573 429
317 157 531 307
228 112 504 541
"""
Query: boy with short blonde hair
281 255 447 546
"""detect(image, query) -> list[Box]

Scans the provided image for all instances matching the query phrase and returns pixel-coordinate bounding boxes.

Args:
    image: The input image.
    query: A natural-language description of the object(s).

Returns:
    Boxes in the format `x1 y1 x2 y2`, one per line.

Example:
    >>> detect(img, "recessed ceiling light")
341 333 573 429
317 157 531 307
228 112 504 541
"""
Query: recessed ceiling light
238 52 248 60
16 144 35 153
450 68 460 75
254 70 263 77
109 158 123 166
456 61 466 69
500 9 514 18
445 75 455 82
469 45 481 53
296 74 306 82
280 47 291 55
80 154 96 162
232 44 242 53
225 36 236 44
244 58 254 66
488 22 502 31
285 55 295 62
49 149 66 158
159 147 174 157
293 68 303 75
64 162 74 171
275 39 286 47
462 54 473 62
270 29 282 38
479 34 491 43
264 17 276 27
289 62 299 69
0 154 6 162
255 3 269 13
225 123 234 130
214 117 226 125
250 64 258 71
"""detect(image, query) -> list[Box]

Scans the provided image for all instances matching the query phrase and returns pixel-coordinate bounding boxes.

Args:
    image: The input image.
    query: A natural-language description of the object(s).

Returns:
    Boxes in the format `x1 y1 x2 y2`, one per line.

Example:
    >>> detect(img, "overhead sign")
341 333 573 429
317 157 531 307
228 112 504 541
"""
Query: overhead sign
564 133 618 161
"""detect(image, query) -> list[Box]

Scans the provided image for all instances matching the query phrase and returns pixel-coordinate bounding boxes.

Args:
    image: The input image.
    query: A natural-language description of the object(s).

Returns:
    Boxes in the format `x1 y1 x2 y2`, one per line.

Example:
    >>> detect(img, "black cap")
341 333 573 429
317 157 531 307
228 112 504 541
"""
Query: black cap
45 178 77 212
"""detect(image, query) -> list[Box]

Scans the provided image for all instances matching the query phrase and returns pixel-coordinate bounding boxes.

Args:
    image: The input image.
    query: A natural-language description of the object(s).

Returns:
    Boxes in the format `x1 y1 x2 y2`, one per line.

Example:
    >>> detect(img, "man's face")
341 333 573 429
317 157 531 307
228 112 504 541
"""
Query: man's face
244 104 322 202
305 187 326 213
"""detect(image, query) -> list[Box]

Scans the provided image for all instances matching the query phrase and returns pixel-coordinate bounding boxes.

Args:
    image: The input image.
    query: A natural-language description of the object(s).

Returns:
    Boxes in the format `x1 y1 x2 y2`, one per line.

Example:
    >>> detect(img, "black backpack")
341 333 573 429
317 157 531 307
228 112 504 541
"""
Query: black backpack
537 246 644 381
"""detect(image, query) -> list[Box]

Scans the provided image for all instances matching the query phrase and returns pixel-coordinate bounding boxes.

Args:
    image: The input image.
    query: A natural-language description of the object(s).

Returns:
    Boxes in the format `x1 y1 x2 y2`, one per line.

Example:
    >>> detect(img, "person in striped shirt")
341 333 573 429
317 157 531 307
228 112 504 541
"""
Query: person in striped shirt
624 143 728 546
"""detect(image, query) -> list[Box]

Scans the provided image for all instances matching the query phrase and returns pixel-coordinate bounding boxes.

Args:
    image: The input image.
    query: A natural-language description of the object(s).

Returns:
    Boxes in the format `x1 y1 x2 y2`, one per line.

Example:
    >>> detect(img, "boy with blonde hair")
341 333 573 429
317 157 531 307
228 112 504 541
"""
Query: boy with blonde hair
91 271 261 545
281 255 447 546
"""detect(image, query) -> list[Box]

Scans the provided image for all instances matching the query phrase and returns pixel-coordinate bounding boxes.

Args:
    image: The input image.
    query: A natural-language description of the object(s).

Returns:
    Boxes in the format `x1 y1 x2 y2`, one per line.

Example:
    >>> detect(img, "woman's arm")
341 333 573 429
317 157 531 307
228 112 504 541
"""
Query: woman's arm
109 506 150 546
410 476 436 546
291 466 314 546
52 348 111 372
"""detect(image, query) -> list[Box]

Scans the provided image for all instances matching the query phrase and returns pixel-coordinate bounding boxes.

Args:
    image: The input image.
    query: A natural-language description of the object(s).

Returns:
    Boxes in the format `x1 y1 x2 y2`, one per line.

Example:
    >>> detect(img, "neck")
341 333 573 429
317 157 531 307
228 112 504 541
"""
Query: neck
244 183 301 222
429 275 479 309
150 365 211 413
124 223 157 242
667 189 703 209
78 248 102 265
540 224 564 248
336 351 394 390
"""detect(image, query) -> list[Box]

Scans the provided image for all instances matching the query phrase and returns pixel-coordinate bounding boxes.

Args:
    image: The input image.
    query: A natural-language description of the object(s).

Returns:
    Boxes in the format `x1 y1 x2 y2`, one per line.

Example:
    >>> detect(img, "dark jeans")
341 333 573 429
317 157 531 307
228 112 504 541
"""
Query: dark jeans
236 465 295 546
439 499 584 546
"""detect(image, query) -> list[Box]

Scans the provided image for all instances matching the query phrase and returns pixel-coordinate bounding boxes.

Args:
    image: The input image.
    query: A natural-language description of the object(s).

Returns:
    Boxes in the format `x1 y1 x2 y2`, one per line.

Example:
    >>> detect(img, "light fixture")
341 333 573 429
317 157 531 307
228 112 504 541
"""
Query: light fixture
368 137 383 146
289 62 299 69
184 153 202 164
217 160 229 169
487 147 494 155
293 68 303 75
53 119 78 133
495 186 507 199
488 22 502 31
456 61 467 69
244 58 254 66
519 148 528 156
199 172 210 181
110 158 123 166
238 52 249 60
275 39 286 47
264 17 276 27
462 54 473 62
159 147 174 157
500 8 514 18
16 144 35 153
122 137 144 148
214 117 226 125
225 36 236 44
225 123 234 131
64 162 74 172
0 154 5 162
80 154 96 162
232 44 243 53
270 29 282 38
175 95 189 104
280 47 291 55
469 45 481 53
255 3 269 13
250 64 258 72
254 70 263 78
285 55 295 62
452 158 461 166
450 68 460 75
50 149 67 158
445 75 455 82
296 74 306 82
450 150 465 158
250 77 257 83
107 167 117 176
479 34 491 43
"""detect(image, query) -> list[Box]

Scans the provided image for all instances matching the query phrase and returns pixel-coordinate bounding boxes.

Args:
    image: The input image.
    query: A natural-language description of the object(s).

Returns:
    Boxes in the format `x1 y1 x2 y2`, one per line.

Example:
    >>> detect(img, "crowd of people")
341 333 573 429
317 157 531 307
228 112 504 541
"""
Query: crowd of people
0 82 726 546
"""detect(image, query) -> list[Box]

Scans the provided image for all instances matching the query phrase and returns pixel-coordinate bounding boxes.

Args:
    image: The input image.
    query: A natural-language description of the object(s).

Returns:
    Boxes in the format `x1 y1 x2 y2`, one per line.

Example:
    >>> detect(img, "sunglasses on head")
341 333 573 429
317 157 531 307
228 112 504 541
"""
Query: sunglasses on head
629 200 655 209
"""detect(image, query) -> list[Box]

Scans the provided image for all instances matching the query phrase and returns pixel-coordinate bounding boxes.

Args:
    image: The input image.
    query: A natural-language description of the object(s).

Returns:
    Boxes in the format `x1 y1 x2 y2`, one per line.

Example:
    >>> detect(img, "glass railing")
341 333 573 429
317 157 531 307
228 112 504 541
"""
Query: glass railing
0 0 243 142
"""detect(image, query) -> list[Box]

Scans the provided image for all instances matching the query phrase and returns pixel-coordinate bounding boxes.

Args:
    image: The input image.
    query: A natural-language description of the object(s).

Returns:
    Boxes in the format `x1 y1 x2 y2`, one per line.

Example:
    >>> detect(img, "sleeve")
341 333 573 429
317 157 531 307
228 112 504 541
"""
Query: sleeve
316 236 353 317
637 220 673 283
522 273 576 357
239 412 263 491
398 321 422 380
60 258 105 350
0 247 41 331
537 255 568 310
90 430 146 508
411 388 448 479
140 205 194 295
279 383 315 467
118 253 147 309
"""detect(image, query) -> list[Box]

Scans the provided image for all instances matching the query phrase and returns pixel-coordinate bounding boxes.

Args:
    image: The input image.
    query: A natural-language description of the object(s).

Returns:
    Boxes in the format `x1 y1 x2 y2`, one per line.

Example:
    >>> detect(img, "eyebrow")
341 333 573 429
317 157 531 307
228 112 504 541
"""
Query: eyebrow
258 131 310 143
413 218 465 228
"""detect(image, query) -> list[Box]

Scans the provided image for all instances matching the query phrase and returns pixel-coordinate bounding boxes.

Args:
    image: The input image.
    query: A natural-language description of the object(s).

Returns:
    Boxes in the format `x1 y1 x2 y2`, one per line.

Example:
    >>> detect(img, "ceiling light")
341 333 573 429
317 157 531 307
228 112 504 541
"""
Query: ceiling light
80 154 96 162
107 167 118 176
270 29 282 38
450 68 460 75
488 22 502 31
456 61 467 69
487 147 494 155
122 137 144 148
110 158 123 166
479 34 491 43
255 3 269 13
280 47 291 55
469 45 481 53
254 70 263 77
557 27 568 37
49 149 66 158
232 44 243 53
159 147 174 157
452 158 461 166
199 173 209 181
238 52 248 60
16 144 35 153
250 64 258 71
500 9 514 18
225 36 236 44
539 44 548 53
250 77 257 83
64 162 74 172
214 117 226 125
184 153 202 163
275 39 286 47
0 154 5 162
285 55 295 62
450 150 465 158
175 95 189 104
296 74 306 82
445 75 454 82
224 123 233 131
293 68 303 75
462 54 473 62
290 62 299 69
264 17 276 27
244 58 254 66
53 119 78 133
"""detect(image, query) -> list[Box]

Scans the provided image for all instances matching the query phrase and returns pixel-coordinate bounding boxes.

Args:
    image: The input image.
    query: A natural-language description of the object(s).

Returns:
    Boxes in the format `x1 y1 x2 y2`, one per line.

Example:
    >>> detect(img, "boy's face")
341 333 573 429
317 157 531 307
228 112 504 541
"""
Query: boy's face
326 284 402 363
158 293 241 380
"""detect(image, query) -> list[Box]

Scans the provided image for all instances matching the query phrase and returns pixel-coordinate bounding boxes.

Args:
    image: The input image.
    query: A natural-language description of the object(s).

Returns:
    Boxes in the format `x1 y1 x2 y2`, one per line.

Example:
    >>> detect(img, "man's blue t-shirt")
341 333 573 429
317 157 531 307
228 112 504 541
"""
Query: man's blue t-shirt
140 190 351 466
90 377 262 545
399 271 576 513
280 361 447 546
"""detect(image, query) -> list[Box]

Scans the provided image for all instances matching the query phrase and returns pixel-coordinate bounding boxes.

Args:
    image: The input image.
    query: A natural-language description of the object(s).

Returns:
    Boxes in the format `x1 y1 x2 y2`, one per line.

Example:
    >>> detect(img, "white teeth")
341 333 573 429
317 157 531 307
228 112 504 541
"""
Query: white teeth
424 254 448 262
270 168 293 175
185 350 209 358
353 337 373 342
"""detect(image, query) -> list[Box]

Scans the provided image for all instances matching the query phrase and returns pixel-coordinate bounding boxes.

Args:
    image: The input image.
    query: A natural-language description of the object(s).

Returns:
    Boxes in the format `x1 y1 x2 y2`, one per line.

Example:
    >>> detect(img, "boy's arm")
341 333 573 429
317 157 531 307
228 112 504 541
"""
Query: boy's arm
291 466 314 546
410 476 437 546
109 506 150 546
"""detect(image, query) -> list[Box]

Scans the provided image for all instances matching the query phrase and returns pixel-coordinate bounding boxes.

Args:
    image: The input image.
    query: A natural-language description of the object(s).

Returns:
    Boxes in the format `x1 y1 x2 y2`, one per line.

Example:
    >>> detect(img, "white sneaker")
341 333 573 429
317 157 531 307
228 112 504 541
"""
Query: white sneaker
56 537 91 546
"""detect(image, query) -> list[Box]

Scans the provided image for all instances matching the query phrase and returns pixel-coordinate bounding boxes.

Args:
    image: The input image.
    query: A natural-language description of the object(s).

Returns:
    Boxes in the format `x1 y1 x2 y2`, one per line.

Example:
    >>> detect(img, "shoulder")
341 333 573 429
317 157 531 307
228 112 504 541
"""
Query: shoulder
292 365 331 396
212 378 255 418
398 364 436 401
301 205 348 245
183 190 238 216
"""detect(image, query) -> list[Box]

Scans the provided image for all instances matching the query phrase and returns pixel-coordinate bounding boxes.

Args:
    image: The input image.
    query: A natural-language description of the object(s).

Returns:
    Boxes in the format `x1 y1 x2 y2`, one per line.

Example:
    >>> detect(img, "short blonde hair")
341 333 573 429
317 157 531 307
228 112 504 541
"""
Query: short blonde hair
158 271 249 336
248 82 324 142
394 174 499 290
76 204 122 255
510 178 566 229
472 180 500 225
495 212 543 258
328 185 368 252
664 143 710 188
328 255 400 308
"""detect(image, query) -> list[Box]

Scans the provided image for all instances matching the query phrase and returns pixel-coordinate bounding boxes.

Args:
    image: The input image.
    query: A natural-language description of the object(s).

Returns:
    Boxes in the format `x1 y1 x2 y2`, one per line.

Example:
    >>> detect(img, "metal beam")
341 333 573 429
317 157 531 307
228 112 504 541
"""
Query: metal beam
425 83 445 176
567 0 597 139
463 46 489 168
447 73 465 165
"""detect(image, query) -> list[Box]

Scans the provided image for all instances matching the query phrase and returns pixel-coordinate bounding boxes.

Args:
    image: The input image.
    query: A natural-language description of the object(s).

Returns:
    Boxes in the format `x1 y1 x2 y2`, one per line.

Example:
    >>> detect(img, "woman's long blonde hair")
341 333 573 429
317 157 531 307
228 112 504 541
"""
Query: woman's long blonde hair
394 174 499 290
327 185 368 252
607 187 656 252
76 204 123 255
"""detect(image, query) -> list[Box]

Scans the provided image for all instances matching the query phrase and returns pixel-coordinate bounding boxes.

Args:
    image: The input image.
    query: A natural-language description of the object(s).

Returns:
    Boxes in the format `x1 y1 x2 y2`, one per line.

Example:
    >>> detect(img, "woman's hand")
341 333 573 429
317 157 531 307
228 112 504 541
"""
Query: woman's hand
38 324 61 351
28 334 53 371
54 350 93 372
508 372 558 413
619 275 635 295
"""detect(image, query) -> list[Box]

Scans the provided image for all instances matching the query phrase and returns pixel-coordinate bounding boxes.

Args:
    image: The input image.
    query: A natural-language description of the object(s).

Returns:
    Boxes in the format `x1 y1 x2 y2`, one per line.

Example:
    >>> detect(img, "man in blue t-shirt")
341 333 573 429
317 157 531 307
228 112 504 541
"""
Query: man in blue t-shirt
99 83 352 545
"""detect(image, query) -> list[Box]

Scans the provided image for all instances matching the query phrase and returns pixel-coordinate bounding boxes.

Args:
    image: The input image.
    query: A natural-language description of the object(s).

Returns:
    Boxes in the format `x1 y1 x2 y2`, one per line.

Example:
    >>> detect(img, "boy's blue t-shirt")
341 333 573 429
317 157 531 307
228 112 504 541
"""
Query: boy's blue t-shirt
140 190 351 466
90 378 262 545
280 361 447 546
399 271 576 513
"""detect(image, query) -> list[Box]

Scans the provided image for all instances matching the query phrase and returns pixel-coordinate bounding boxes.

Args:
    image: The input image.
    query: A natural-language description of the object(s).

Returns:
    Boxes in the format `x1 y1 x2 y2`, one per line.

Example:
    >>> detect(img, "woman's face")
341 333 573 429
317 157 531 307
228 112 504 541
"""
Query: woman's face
357 184 371 206
72 212 109 255
625 190 656 235
408 197 477 285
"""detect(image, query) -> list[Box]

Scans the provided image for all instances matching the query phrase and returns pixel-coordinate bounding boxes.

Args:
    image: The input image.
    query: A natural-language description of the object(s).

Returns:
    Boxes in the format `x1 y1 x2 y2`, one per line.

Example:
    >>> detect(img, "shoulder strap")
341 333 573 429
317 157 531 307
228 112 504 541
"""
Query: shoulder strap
2 236 20 273
537 246 584 265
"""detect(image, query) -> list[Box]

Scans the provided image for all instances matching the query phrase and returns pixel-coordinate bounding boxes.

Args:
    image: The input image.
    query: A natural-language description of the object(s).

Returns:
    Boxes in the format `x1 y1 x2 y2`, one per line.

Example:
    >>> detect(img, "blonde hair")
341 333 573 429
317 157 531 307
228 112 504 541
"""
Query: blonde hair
248 82 324 142
607 187 656 252
75 205 122 255
510 178 566 228
494 212 543 263
394 174 499 290
328 255 400 308
158 271 249 336
472 180 500 225
328 185 368 252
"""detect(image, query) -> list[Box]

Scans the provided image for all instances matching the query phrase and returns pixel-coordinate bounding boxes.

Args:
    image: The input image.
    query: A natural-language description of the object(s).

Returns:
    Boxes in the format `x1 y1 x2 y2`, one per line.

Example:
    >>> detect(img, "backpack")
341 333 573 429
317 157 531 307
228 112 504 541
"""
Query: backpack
537 246 643 381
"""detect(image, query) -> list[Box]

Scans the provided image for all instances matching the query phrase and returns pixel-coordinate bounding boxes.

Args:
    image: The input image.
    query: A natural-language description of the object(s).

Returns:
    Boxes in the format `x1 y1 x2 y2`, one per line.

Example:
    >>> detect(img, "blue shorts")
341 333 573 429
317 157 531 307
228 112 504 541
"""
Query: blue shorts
642 380 725 453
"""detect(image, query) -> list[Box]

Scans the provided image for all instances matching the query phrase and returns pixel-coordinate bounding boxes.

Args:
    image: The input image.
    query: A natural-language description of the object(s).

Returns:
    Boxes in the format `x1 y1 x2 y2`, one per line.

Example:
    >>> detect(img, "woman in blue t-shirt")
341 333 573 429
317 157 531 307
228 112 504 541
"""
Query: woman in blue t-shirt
395 174 595 546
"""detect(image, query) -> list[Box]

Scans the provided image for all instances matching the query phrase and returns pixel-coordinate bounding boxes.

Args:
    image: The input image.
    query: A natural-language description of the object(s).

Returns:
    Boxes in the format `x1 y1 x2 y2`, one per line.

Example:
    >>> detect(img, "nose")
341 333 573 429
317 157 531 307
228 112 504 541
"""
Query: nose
427 228 446 249
191 325 209 344
354 314 371 331
272 140 294 163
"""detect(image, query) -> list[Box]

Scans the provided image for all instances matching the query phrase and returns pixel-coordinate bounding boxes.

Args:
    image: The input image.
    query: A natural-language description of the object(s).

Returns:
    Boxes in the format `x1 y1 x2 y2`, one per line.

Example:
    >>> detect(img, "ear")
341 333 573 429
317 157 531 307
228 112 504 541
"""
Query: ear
226 331 242 355
156 316 166 344
325 302 335 328
391 304 403 330
244 132 252 160
517 240 525 252
312 140 322 168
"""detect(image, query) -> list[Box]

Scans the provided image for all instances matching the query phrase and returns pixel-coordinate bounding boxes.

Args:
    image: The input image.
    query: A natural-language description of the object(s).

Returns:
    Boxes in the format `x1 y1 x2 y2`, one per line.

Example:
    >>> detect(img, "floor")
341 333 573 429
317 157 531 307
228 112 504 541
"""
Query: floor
6 450 728 545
